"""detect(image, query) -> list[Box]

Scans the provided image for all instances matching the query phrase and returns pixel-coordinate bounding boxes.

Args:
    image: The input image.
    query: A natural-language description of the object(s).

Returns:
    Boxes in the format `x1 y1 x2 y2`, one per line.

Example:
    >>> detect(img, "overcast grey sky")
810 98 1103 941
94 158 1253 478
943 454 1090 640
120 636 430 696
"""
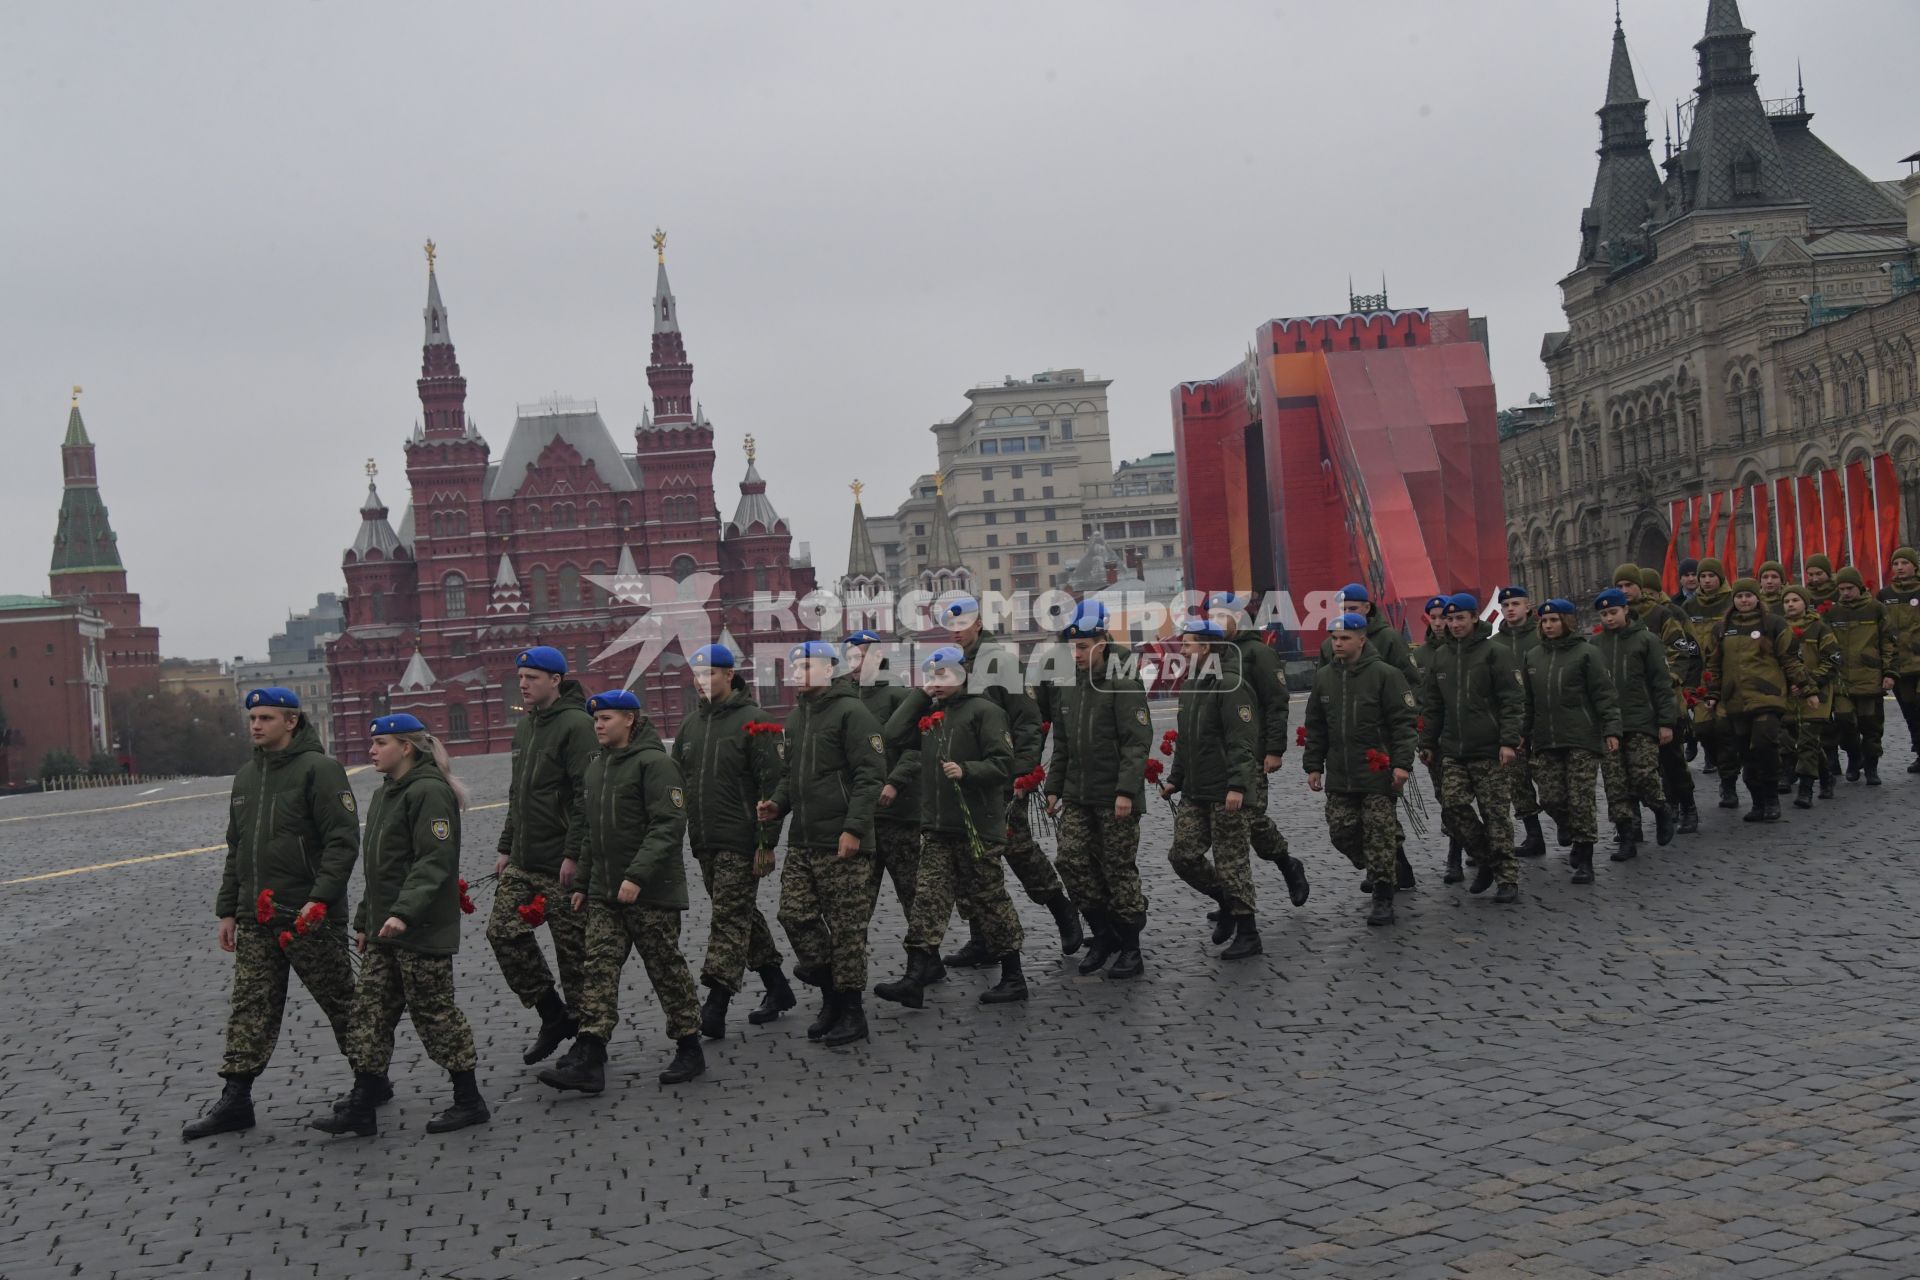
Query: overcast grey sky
4 1 1914 659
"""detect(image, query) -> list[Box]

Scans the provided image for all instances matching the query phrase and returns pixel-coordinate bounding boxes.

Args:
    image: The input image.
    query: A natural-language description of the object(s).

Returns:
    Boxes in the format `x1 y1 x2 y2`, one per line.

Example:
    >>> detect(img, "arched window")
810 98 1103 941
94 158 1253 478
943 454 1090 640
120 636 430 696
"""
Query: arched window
497 507 513 534
554 503 576 530
429 512 444 538
443 571 468 619
528 567 548 615
370 589 386 623
585 502 600 527
448 704 469 738
671 554 697 583
617 499 632 526
1569 432 1586 490
754 565 770 592
527 505 544 530
589 560 609 608
558 565 582 609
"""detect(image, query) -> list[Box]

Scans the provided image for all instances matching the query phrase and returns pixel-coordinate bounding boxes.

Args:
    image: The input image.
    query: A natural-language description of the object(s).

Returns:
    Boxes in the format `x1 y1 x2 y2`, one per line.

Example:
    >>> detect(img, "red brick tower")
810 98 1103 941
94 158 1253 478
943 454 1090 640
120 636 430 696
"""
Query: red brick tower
48 387 159 688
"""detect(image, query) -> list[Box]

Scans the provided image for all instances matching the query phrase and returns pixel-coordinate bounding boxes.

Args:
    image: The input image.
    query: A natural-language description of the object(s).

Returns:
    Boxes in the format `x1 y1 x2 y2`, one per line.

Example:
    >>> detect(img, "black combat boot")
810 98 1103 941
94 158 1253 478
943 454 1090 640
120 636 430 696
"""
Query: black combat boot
1107 924 1145 979
1366 886 1395 926
1221 915 1262 960
1610 820 1639 863
980 953 1030 1003
1516 815 1546 858
1493 881 1520 904
183 1076 255 1141
426 1070 490 1133
1395 844 1418 891
1443 840 1465 885
311 1072 383 1138
1077 910 1116 975
1818 770 1836 800
700 986 730 1040
1794 776 1815 809
1865 754 1882 786
942 925 991 969
1570 842 1595 885
806 984 840 1041
1469 856 1496 895
1044 894 1085 955
1718 775 1740 809
1653 803 1676 846
1553 815 1573 848
1908 756 1920 774
332 1071 394 1115
1359 873 1376 893
1826 745 1843 779
1846 749 1862 782
1742 777 1769 822
1777 774 1795 795
874 949 936 1008
1279 854 1310 906
823 992 869 1046
523 987 578 1065
1678 797 1700 833
1762 791 1782 821
1210 894 1236 945
659 1035 705 1084
747 965 797 1025
538 1032 607 1093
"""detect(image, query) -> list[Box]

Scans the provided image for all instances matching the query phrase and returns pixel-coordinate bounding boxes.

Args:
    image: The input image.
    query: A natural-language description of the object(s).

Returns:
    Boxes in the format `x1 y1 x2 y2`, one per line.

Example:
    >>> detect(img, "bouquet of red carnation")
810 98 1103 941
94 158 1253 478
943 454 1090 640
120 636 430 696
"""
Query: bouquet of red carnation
517 894 548 928
1364 748 1392 773
457 877 478 915
745 721 785 737
1295 725 1307 747
294 901 327 935
1142 757 1175 813
1040 720 1052 738
278 929 295 951
1816 599 1834 615
918 710 947 733
1159 728 1177 757
255 889 276 926
1013 764 1053 835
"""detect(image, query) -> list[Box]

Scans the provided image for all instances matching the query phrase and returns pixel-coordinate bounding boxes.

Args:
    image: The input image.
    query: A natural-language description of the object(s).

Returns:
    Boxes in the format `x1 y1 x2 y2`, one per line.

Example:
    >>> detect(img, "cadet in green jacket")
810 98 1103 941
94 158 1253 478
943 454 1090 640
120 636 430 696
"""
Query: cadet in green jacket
1828 566 1898 785
1705 579 1815 822
487 646 599 1068
314 715 486 1138
540 689 703 1093
1681 559 1735 793
1304 612 1418 927
844 631 924 923
1160 618 1263 959
1757 562 1788 615
185 687 361 1142
1521 600 1621 885
1804 553 1838 609
757 641 888 1047
1782 586 1842 807
1633 567 1700 834
1593 588 1678 862
1315 582 1417 678
1210 592 1310 908
1877 547 1920 770
1042 601 1153 979
671 644 795 1039
1411 593 1468 881
874 645 1028 1008
1493 586 1549 859
1417 594 1524 903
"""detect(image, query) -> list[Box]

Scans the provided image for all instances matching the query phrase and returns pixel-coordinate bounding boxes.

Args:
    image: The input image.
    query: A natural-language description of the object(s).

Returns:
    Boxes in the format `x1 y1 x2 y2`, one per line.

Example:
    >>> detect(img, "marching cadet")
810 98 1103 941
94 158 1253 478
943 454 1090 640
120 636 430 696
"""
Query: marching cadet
756 640 887 1047
185 688 361 1141
670 644 795 1040
1520 600 1621 885
874 645 1027 1008
1680 558 1735 801
939 597 1084 962
487 646 597 1068
1209 593 1310 906
1635 567 1701 833
1593 588 1678 862
540 689 703 1093
1676 558 1701 604
1492 586 1549 859
1781 585 1842 807
1304 612 1418 927
1316 582 1417 678
1042 601 1153 979
844 631 925 927
313 715 486 1138
1757 562 1788 615
1828 567 1898 786
1705 578 1813 822
1159 618 1263 958
1417 593 1524 903
1803 553 1838 609
1411 594 1466 882
1876 547 1920 771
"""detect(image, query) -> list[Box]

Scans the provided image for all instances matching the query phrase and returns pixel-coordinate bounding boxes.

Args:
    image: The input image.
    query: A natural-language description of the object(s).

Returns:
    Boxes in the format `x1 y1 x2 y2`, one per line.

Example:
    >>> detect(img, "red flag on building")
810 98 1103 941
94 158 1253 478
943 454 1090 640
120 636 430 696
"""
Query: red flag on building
1847 459 1880 586
1720 486 1740 573
1798 473 1823 565
1875 453 1903 586
1664 499 1686 594
1689 493 1704 558
1703 490 1724 563
1775 476 1798 581
1822 468 1848 566
1751 481 1770 577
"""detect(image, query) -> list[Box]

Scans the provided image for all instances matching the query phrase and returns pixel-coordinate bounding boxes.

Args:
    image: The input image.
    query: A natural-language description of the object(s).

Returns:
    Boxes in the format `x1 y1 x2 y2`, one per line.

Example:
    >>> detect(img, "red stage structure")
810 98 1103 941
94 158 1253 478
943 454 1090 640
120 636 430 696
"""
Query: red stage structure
1172 302 1508 648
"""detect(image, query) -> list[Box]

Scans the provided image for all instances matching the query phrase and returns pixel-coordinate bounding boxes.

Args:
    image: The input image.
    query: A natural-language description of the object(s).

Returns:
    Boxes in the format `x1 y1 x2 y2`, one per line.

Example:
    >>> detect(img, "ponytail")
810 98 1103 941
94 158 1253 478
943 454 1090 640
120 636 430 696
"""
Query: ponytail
396 729 470 810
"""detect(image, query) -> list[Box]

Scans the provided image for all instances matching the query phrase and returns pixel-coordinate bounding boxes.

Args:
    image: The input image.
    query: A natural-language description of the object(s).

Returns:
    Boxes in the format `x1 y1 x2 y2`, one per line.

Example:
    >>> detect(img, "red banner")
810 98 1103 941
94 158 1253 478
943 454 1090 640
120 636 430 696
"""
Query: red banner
1721 486 1740 573
1689 493 1704 559
1751 482 1770 577
1822 468 1848 567
1775 476 1798 580
1798 474 1823 564
1664 499 1686 595
1703 490 1723 565
1847 460 1879 586
1875 453 1903 585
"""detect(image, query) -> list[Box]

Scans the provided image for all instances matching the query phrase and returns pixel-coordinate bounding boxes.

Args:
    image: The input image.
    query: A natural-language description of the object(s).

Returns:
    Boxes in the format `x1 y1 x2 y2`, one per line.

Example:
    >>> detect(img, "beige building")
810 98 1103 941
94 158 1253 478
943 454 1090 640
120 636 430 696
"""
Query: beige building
1085 451 1183 593
1501 3 1920 599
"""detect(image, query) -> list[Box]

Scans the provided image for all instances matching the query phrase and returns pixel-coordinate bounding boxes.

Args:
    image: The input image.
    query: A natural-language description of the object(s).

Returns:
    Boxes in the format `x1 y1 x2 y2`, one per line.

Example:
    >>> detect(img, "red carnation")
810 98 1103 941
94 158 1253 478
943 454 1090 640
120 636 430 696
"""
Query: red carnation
1792 625 1805 638
1040 721 1052 737
918 716 933 732
1592 624 1603 635
254 889 275 926
518 894 548 928
1295 726 1307 747
1816 600 1834 615
1162 729 1178 741
1143 758 1164 784
277 930 294 950
458 877 477 915
295 901 327 935
1159 740 1174 756
1415 716 1425 733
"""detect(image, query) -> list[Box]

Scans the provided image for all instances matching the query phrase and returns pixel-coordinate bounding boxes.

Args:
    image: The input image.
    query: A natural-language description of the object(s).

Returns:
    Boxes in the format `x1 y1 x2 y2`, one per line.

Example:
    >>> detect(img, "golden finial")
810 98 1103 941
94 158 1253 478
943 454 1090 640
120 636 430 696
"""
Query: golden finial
743 433 756 463
71 384 82 406
850 478 864 504
934 472 945 497
365 457 378 480
652 227 667 264
424 239 437 272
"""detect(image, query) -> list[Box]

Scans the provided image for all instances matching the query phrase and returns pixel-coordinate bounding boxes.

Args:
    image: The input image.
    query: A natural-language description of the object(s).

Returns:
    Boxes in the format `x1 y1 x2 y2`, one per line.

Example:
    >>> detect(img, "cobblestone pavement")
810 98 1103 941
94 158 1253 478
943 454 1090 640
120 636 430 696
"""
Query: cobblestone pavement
5 703 1920 1279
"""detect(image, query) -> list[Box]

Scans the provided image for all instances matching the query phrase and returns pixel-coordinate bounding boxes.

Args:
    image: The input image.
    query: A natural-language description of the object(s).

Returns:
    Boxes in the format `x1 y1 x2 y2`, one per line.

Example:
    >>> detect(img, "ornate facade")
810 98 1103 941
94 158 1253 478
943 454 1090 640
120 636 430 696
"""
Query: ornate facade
1503 0 1920 598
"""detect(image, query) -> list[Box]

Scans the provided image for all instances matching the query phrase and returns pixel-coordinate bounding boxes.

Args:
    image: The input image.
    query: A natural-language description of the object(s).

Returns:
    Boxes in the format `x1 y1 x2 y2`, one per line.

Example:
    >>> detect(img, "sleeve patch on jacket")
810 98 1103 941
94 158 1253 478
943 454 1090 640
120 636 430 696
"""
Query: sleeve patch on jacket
340 791 357 814
870 734 885 755
431 818 450 841
670 787 686 809
1136 708 1150 725
1404 692 1418 707
1237 705 1253 722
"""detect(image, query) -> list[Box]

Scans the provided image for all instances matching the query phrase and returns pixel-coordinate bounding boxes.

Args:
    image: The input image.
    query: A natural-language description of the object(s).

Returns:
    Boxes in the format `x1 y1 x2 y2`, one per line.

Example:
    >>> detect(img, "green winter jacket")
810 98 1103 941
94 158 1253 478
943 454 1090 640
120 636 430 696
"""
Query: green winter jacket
1521 631 1622 754
1680 584 1733 669
497 680 598 874
1044 643 1153 808
1232 630 1292 759
1303 649 1418 795
1705 608 1811 715
217 717 360 920
1169 641 1258 805
578 717 688 909
885 688 1013 840
963 630 1043 774
353 759 463 956
1416 621 1524 761
670 680 783 855
768 677 887 850
1492 615 1540 675
1317 610 1416 679
1411 627 1449 692
1877 576 1920 676
1784 615 1842 723
1593 618 1679 739
1633 593 1699 693
1826 597 1897 697
856 674 923 828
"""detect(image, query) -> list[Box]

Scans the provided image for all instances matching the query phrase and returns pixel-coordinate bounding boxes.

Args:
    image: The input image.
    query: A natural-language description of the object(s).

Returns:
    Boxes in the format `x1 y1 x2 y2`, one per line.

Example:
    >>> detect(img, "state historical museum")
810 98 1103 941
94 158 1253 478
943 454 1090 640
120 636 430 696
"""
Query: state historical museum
326 236 817 757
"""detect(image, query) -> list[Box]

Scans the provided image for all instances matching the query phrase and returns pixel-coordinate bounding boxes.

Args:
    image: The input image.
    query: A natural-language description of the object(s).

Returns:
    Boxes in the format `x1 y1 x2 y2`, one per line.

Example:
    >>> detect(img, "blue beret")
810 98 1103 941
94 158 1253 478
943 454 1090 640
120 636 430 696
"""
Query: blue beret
1538 598 1576 617
922 644 967 672
789 640 839 664
842 629 882 648
1497 585 1529 603
1329 612 1369 632
1594 588 1629 611
1206 591 1247 611
1338 582 1370 603
942 596 980 621
370 712 426 735
516 645 567 675
245 686 300 710
1061 600 1109 638
1425 595 1449 613
1180 618 1225 639
690 643 735 669
1446 592 1480 615
588 689 643 713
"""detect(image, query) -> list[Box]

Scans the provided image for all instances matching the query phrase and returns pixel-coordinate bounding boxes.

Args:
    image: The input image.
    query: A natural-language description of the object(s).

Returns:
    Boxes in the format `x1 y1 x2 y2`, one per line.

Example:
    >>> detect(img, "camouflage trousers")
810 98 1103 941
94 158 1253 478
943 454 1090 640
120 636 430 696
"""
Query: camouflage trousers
777 846 881 992
870 821 921 919
906 835 1023 957
1721 711 1784 786
1002 801 1066 904
1439 757 1515 886
1168 800 1254 915
1532 748 1600 844
1601 732 1669 827
221 918 354 1079
486 863 588 1012
1507 751 1541 819
578 899 701 1043
1246 770 1290 865
1324 791 1402 885
695 849 783 995
1834 691 1887 759
1785 704 1834 778
1054 802 1147 927
345 944 477 1075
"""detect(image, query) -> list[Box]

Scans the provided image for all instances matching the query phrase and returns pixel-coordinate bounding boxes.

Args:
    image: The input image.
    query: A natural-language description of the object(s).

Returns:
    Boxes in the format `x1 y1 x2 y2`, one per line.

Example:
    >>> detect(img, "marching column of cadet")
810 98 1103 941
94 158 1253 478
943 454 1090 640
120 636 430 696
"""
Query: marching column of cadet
183 550 1920 1136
